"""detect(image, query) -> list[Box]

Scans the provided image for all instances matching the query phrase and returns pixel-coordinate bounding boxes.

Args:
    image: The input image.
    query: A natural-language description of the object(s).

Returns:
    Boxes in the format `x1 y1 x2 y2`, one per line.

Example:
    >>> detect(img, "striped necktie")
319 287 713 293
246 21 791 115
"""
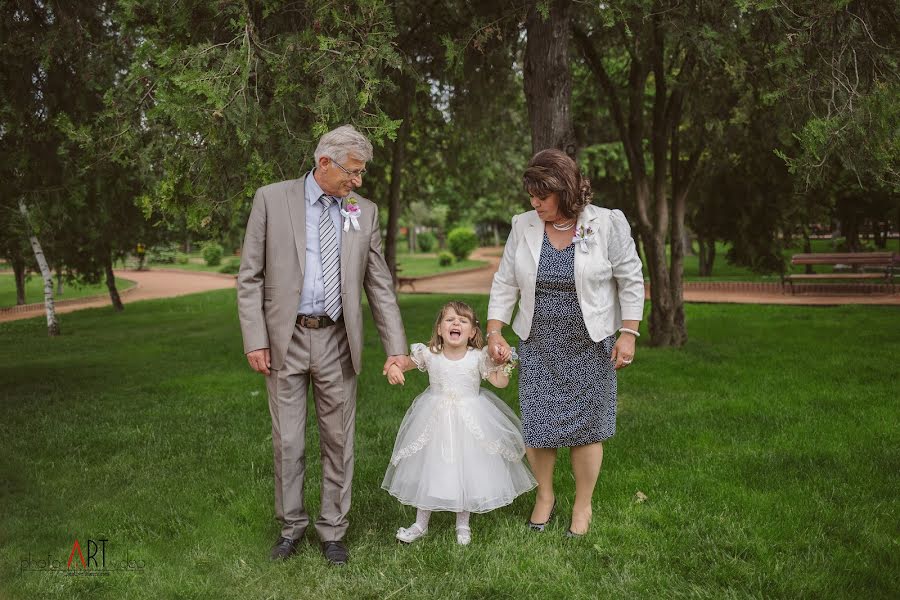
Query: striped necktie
318 194 342 321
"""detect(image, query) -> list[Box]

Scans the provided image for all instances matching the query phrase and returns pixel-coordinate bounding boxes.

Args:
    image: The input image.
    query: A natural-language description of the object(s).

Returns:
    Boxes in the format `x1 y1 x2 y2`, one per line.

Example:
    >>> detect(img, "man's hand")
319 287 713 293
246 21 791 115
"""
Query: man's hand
382 354 406 376
247 348 271 375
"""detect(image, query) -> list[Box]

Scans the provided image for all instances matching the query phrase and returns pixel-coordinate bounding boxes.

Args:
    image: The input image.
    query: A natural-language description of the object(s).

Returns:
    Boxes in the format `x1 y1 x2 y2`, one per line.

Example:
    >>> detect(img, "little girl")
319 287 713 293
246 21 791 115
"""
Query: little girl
382 301 536 545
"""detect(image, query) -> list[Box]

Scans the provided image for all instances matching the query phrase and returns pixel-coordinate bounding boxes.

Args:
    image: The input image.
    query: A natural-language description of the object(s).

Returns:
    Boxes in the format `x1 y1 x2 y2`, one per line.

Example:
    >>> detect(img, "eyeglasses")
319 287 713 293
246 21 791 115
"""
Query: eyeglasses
330 157 366 179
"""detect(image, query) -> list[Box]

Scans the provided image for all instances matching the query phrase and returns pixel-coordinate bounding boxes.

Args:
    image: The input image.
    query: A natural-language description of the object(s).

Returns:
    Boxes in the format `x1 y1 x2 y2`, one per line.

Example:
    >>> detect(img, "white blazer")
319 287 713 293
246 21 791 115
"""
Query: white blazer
487 204 645 342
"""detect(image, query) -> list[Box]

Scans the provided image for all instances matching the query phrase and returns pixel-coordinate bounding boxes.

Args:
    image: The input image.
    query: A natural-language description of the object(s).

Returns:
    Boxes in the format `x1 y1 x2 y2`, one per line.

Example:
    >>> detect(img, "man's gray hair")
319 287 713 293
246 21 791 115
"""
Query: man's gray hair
314 125 373 164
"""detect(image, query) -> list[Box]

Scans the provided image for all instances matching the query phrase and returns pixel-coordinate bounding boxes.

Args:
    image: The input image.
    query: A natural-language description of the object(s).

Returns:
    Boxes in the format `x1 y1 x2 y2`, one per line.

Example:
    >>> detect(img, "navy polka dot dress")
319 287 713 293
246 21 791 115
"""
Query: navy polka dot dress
518 232 617 448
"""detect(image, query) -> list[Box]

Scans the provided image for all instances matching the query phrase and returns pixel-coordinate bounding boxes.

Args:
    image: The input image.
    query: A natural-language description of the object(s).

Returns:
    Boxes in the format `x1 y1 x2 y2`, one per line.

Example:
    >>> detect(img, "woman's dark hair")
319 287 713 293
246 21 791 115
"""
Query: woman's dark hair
522 149 593 219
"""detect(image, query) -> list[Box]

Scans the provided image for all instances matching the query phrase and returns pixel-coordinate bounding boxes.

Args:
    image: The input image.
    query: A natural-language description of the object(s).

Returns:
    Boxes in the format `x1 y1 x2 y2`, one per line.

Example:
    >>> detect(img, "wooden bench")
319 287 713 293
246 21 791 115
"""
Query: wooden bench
783 252 898 294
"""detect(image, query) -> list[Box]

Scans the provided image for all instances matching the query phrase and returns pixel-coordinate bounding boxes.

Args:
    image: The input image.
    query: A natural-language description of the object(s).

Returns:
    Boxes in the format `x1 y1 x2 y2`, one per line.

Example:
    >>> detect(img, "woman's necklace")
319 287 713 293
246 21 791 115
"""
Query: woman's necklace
551 219 576 231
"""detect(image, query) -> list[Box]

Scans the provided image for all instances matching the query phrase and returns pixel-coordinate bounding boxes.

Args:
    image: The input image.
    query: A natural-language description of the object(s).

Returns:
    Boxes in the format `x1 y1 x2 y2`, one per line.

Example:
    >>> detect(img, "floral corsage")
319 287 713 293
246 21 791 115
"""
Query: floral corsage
572 225 595 253
499 347 519 377
340 198 361 232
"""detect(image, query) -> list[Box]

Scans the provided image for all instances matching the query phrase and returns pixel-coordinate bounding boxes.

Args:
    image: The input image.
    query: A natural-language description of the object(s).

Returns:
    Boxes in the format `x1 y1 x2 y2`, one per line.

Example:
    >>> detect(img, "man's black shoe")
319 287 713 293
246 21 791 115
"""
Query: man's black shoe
269 536 301 561
321 540 348 566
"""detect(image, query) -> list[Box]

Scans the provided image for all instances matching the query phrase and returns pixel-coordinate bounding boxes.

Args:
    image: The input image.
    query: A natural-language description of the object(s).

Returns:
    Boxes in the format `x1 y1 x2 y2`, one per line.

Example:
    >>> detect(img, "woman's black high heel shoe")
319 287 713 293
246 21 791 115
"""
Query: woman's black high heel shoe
527 499 556 532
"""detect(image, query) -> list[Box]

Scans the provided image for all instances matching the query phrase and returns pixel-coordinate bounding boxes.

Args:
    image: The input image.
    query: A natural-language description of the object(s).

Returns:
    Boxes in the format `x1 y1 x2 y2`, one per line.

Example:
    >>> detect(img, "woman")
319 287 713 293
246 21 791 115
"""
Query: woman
486 149 644 536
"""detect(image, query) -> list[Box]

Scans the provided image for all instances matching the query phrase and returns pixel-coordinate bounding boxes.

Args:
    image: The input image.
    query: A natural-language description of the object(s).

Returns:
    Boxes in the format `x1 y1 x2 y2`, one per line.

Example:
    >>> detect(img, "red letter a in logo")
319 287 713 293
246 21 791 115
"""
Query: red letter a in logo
67 539 87 569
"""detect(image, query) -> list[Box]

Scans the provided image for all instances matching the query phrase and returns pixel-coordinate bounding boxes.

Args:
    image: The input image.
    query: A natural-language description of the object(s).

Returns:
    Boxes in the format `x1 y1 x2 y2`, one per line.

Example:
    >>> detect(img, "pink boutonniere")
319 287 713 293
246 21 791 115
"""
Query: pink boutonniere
340 198 361 232
572 225 595 253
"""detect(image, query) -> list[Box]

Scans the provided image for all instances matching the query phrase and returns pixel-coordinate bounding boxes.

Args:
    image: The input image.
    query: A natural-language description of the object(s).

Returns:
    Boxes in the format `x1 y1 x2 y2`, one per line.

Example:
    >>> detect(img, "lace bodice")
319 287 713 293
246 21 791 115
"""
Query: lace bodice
409 344 496 399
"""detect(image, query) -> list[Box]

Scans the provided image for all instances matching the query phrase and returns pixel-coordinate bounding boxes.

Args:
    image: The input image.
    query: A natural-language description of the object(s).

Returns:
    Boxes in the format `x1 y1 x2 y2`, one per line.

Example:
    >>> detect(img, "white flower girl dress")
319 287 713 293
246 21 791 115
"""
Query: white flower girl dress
382 343 537 513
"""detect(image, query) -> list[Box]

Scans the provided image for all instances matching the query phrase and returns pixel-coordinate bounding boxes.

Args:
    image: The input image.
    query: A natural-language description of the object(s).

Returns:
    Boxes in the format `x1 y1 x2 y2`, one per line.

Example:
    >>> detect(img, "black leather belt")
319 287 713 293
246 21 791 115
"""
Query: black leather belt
296 314 339 328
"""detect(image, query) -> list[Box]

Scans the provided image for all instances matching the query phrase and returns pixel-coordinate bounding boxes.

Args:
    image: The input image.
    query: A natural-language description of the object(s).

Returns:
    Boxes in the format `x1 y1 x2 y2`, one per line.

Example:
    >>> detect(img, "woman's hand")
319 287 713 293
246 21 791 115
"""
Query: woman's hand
610 334 636 370
488 333 512 363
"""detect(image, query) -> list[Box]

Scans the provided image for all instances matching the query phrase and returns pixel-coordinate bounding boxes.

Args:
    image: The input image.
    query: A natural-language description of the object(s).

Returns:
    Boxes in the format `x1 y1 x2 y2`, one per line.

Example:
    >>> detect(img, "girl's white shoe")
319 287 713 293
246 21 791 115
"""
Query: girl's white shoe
456 525 471 546
396 523 427 544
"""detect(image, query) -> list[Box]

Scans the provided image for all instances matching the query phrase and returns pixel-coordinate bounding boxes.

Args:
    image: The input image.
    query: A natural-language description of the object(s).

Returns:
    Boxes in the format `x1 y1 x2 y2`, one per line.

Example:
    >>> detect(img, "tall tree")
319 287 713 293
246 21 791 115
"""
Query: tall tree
770 1 899 193
109 0 403 235
524 0 576 156
18 200 59 335
574 1 748 346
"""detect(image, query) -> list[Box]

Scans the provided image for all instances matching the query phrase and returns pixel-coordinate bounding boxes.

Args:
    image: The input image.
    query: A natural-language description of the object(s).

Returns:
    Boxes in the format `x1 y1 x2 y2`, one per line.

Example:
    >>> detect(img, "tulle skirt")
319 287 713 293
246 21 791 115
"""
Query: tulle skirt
382 386 537 513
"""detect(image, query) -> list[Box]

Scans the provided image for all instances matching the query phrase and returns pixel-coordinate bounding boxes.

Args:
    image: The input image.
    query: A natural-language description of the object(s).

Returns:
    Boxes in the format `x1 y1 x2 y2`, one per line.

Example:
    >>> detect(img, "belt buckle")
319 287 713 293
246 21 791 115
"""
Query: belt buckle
306 315 321 328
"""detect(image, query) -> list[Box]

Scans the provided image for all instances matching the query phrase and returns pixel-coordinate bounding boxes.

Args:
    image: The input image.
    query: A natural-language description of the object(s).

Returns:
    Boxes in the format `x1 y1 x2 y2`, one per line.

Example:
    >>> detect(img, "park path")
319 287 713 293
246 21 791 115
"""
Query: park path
406 247 900 306
0 269 235 323
2 249 897 324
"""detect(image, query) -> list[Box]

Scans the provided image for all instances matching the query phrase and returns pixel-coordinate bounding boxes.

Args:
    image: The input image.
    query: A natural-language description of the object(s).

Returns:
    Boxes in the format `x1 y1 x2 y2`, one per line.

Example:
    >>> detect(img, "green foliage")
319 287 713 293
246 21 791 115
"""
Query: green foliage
438 251 455 266
417 231 437 253
201 242 224 266
446 227 478 261
175 252 190 265
149 244 179 264
219 257 241 274
766 2 900 191
109 0 405 231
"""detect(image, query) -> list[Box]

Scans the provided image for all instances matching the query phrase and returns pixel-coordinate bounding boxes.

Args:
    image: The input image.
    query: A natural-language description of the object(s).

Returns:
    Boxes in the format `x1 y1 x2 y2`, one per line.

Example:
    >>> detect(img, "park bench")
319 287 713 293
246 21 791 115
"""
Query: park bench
782 252 898 294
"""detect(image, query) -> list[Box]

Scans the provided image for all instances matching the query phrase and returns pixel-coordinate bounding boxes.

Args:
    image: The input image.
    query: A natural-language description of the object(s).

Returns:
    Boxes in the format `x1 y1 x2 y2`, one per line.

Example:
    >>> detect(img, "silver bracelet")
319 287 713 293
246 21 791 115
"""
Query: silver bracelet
486 329 502 338
618 327 640 337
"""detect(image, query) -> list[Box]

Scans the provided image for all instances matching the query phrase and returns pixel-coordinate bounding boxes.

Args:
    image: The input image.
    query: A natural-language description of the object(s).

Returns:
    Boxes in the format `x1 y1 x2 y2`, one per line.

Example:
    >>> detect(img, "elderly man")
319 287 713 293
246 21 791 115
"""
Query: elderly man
238 125 407 565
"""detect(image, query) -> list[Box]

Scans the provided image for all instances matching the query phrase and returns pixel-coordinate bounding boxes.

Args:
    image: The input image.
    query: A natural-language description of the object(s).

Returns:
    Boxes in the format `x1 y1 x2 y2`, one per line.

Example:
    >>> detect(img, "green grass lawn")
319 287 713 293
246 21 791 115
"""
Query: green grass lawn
396 254 487 278
142 253 486 278
142 254 239 273
0 274 135 309
1 292 897 598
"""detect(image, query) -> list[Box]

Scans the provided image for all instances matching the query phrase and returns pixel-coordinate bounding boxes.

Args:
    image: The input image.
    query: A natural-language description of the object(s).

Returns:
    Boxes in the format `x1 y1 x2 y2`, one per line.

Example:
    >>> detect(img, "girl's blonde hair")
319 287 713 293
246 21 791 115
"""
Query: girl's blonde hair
427 301 485 352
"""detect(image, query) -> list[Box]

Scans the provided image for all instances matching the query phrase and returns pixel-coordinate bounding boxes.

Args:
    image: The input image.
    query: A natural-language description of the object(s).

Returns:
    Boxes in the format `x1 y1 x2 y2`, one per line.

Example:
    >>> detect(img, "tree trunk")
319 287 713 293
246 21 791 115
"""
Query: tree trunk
105 251 124 312
641 227 677 346
384 77 414 284
19 199 59 336
803 227 814 274
12 255 27 305
697 236 716 277
669 188 689 347
55 265 64 296
524 0 576 156
697 237 707 276
874 220 887 249
845 212 861 252
683 231 695 256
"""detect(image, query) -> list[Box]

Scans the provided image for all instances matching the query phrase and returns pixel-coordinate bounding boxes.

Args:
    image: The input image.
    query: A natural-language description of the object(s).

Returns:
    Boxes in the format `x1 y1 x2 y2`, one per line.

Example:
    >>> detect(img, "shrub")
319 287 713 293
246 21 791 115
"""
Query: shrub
202 242 224 266
148 244 178 264
219 258 241 274
175 252 190 265
417 231 437 253
447 227 478 261
438 251 455 267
